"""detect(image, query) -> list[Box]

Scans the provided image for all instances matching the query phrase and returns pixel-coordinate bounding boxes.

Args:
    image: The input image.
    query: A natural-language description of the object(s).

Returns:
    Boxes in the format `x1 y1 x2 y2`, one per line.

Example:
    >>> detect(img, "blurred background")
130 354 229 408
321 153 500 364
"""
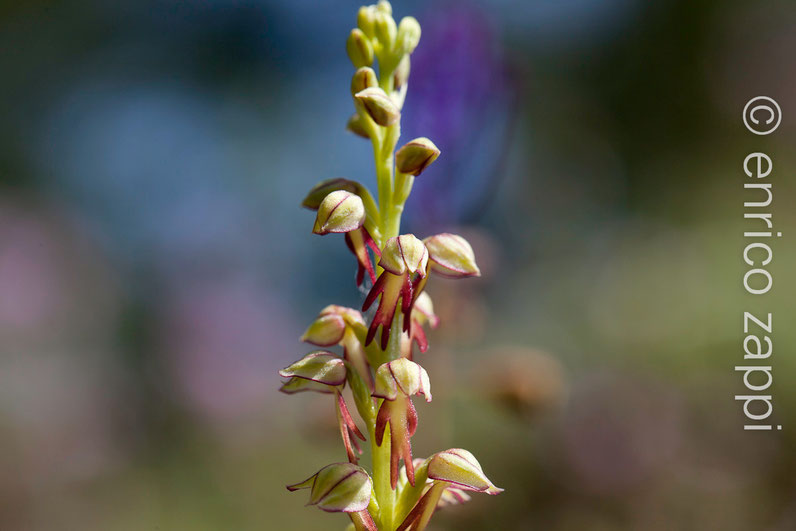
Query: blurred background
1 0 795 529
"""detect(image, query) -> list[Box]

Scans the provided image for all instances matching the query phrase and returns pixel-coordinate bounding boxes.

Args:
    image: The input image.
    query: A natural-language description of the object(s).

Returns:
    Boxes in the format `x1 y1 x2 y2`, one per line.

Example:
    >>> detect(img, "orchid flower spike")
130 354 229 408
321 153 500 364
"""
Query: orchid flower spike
287 463 378 531
372 358 432 489
279 352 366 464
362 234 428 349
286 3 503 528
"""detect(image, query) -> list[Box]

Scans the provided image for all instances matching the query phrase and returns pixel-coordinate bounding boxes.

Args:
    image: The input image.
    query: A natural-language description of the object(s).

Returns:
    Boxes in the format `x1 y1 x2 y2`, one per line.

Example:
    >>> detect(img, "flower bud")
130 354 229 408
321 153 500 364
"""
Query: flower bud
346 114 369 139
320 304 367 329
379 234 428 276
423 233 480 278
302 178 359 210
279 351 347 387
374 358 432 402
346 28 374 68
313 191 365 235
413 292 439 328
405 291 438 356
287 463 373 513
301 313 346 346
350 67 378 97
395 137 440 177
395 16 421 56
357 6 376 38
393 55 410 90
374 11 397 48
427 449 503 494
354 87 400 127
375 0 392 15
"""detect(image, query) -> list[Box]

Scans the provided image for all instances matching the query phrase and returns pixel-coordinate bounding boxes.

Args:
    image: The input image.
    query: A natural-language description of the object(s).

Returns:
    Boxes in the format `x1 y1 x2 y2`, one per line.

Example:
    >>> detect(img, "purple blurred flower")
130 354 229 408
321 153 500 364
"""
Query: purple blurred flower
402 4 515 232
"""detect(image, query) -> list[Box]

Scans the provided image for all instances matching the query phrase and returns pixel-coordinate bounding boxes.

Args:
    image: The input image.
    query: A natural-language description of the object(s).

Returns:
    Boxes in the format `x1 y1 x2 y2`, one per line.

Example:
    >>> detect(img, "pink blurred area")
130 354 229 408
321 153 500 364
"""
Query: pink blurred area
160 274 294 427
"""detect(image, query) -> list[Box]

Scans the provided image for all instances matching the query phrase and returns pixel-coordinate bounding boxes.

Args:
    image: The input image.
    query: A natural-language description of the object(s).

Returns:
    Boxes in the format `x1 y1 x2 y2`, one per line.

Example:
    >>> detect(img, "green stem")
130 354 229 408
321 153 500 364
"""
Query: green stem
368 64 410 530
355 183 382 241
393 172 414 207
378 62 396 94
372 139 390 247
394 461 428 525
373 310 405 529
375 127 401 244
385 311 403 363
370 415 394 530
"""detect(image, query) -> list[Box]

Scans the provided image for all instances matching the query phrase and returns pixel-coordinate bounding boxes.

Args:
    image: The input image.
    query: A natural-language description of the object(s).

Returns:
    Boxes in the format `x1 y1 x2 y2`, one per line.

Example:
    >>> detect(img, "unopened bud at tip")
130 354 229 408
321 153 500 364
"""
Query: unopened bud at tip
396 16 421 56
355 87 400 127
375 0 392 15
396 137 440 176
346 28 374 68
373 10 397 48
351 67 379 97
357 6 376 38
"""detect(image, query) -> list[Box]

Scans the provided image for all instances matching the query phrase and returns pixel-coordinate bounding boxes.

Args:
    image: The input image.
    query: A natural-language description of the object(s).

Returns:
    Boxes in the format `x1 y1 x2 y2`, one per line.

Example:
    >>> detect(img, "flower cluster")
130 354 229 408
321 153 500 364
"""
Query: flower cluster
281 2 501 529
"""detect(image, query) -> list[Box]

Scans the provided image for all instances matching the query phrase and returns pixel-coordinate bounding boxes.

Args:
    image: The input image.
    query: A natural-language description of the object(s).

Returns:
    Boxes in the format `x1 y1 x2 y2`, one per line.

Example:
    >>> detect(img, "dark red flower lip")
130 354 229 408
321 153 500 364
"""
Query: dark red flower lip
362 271 414 349
337 391 366 464
345 227 380 286
375 398 419 489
